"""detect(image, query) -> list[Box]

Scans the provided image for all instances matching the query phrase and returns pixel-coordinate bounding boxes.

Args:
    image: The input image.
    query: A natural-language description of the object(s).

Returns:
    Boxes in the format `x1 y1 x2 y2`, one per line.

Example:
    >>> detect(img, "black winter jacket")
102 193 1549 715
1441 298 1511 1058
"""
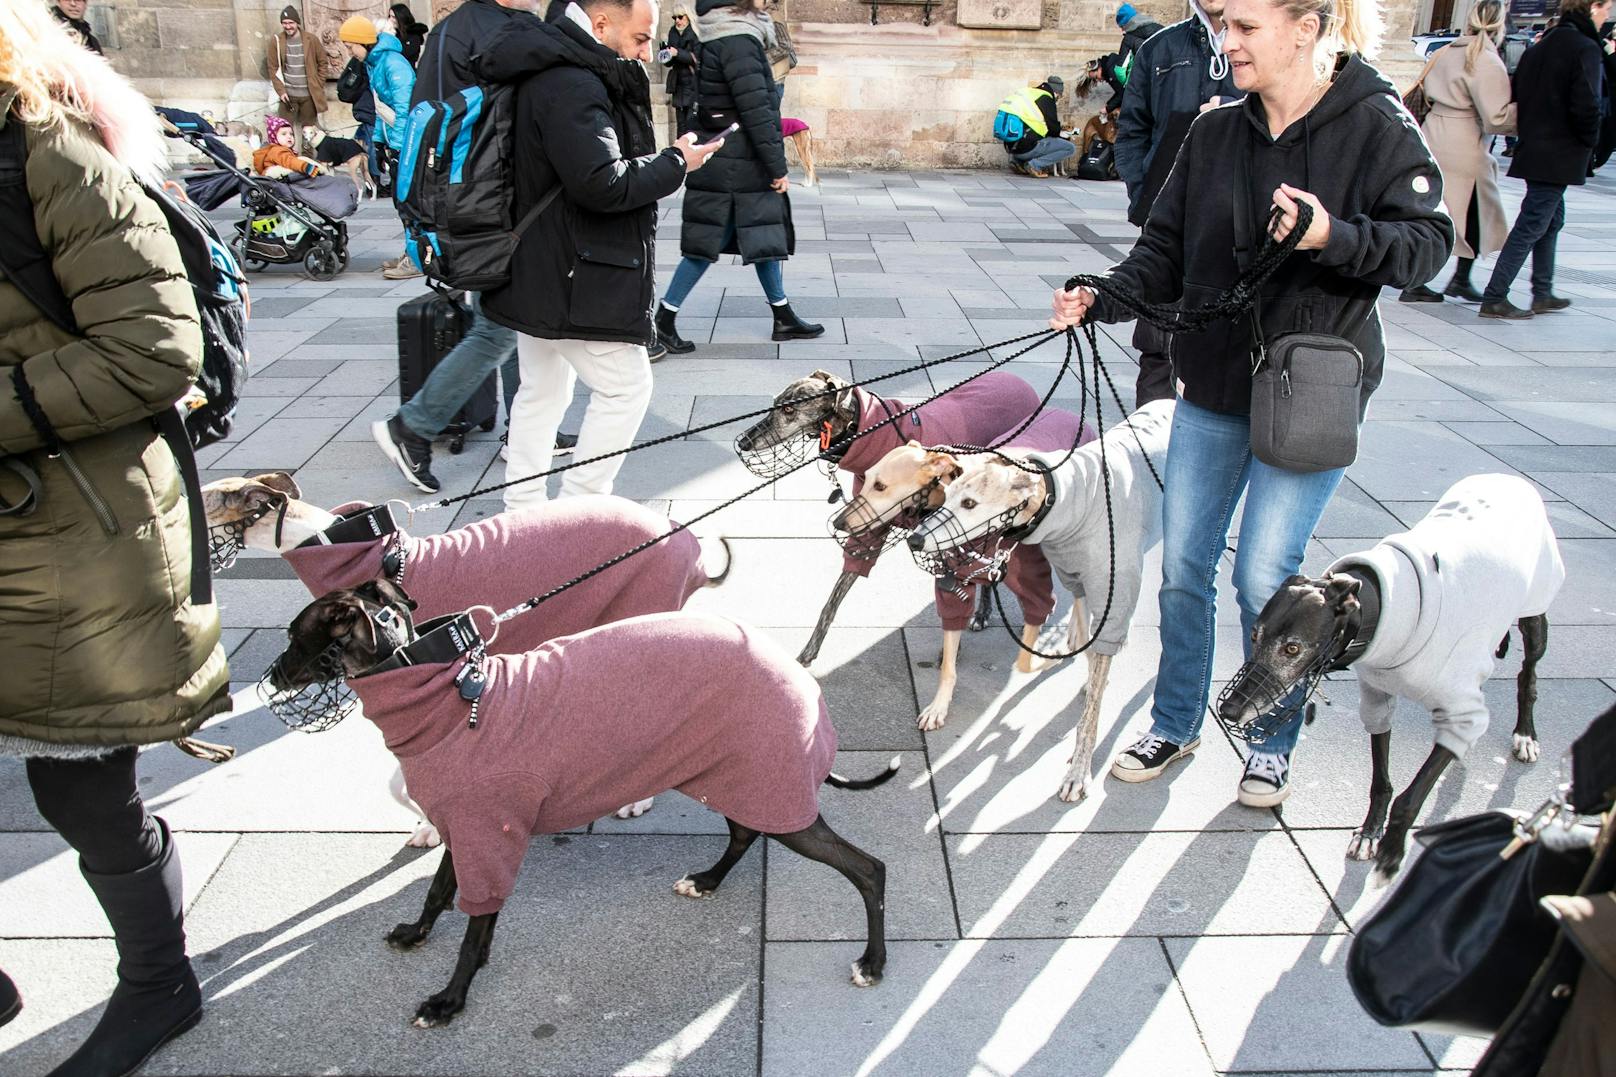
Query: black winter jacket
1509 11 1606 187
478 16 687 343
664 24 701 106
681 30 793 264
1006 86 1062 156
1091 56 1454 419
414 0 538 104
1114 14 1239 224
337 57 377 127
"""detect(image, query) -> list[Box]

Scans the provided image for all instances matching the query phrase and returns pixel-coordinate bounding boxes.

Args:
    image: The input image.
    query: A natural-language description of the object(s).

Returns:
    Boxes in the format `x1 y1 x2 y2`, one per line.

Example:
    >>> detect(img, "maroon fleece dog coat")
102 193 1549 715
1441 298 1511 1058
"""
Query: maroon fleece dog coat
350 612 837 916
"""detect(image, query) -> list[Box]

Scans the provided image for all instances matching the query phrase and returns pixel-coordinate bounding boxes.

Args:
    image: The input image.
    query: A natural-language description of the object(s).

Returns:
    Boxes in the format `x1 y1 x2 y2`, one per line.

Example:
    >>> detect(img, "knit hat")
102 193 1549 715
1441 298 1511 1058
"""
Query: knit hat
1044 75 1064 95
1115 3 1136 26
264 115 291 143
338 14 378 44
280 5 301 24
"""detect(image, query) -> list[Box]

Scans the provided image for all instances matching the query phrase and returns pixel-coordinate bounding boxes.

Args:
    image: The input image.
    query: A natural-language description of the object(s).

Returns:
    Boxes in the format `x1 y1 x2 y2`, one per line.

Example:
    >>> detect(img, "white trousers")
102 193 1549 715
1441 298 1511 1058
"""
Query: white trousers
504 334 653 510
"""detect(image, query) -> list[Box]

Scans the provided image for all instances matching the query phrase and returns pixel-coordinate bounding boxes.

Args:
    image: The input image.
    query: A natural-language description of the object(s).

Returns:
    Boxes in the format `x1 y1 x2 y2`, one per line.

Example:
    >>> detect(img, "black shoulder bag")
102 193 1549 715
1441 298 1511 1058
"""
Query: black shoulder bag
1232 141 1363 473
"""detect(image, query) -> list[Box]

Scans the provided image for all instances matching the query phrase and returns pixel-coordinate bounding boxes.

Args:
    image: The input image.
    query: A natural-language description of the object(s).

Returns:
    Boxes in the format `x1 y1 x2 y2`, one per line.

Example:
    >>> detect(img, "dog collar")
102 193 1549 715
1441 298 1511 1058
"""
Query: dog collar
298 503 400 549
1329 566 1382 671
358 611 485 678
1001 464 1057 543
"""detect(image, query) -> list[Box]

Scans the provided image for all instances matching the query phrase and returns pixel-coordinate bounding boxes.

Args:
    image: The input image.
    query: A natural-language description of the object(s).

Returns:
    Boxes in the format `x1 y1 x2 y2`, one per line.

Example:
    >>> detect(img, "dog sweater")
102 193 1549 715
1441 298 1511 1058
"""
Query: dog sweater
838 371 1043 581
349 612 838 916
1020 398 1173 656
282 496 708 656
934 407 1096 631
1326 474 1564 759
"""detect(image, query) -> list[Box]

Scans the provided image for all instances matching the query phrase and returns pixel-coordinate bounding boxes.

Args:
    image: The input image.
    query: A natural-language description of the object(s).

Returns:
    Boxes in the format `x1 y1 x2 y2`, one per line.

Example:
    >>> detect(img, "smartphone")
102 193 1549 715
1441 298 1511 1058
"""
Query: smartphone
697 122 740 148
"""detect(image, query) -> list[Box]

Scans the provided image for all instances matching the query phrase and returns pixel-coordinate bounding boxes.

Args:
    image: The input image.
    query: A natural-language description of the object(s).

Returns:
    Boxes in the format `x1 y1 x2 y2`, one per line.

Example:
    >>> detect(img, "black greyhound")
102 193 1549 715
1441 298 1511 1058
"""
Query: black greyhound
1218 571 1547 884
268 580 896 1027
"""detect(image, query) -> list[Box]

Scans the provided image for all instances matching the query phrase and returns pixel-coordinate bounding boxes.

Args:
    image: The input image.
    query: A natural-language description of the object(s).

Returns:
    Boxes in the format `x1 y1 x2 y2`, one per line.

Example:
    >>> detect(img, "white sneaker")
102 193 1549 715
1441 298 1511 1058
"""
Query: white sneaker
1237 749 1293 808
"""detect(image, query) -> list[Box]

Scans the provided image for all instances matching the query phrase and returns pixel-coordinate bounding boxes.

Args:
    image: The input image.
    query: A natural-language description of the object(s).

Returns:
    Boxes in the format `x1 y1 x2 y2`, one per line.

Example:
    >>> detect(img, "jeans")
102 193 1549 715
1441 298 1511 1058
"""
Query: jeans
398 294 522 439
1483 181 1566 303
1012 136 1077 172
663 220 787 308
1148 399 1345 757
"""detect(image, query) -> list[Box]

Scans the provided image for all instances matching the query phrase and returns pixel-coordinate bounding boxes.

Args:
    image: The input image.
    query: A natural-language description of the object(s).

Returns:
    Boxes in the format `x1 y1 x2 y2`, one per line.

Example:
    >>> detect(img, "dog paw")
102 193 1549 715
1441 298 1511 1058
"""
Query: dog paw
385 922 431 950
405 822 441 848
411 991 464 1028
1513 733 1540 764
614 798 654 820
850 959 883 988
1056 773 1091 804
673 876 716 899
1345 829 1381 862
916 704 949 732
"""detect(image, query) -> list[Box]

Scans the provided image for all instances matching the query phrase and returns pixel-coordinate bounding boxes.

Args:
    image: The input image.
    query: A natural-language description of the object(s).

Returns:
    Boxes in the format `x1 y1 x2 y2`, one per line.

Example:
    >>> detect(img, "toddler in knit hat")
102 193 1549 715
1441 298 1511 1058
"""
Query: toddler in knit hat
253 115 325 177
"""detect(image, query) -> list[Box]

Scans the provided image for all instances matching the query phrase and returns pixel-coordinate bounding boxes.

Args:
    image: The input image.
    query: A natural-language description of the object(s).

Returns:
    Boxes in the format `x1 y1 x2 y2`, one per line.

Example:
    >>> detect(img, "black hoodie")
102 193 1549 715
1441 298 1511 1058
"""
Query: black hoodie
1093 55 1454 419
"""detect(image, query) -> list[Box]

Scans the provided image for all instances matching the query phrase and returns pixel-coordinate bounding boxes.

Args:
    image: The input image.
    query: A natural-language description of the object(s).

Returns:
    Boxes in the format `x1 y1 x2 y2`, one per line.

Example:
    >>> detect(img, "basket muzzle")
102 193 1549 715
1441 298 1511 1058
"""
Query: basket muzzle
260 643 358 733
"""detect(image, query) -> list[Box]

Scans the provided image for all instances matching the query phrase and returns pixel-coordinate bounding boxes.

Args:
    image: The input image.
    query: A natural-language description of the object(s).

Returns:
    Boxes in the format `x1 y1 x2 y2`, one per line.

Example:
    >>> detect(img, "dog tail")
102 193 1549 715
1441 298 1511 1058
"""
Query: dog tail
701 536 733 588
825 755 901 791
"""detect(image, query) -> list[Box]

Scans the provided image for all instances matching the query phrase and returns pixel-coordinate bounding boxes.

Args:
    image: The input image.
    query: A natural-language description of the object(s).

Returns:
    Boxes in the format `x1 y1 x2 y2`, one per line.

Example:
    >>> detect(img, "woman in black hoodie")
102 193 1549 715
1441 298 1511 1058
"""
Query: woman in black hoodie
389 3 429 66
1051 0 1452 807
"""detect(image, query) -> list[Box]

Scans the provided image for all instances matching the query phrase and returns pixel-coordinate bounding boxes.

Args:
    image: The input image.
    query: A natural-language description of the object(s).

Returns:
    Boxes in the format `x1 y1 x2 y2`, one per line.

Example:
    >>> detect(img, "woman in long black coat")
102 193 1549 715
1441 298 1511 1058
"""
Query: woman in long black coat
654 0 822 354
663 5 701 136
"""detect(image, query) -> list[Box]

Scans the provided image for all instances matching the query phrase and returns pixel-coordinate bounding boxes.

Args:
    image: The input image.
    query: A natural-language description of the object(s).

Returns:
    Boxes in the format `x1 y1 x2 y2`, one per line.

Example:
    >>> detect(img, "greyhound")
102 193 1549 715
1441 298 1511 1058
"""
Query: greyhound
1218 473 1564 884
268 582 895 1026
907 400 1172 803
832 405 1092 729
203 472 731 841
734 369 1043 668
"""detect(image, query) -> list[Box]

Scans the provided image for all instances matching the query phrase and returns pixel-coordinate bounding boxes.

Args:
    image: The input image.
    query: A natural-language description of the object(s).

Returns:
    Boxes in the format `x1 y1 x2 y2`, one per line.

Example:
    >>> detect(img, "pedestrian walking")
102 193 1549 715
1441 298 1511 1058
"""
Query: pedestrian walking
1050 0 1452 807
338 15 420 279
1113 0 1239 406
390 3 431 65
267 5 328 154
1479 0 1610 318
1105 3 1166 110
0 4 232 1072
1400 0 1517 304
478 0 719 509
653 0 823 355
663 4 701 137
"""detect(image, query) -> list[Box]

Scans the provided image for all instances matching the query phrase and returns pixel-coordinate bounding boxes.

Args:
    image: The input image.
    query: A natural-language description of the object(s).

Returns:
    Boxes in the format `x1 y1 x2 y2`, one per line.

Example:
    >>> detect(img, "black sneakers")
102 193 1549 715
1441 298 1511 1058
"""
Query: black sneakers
371 415 441 494
1237 749 1293 807
0 967 19 1028
1110 733 1200 782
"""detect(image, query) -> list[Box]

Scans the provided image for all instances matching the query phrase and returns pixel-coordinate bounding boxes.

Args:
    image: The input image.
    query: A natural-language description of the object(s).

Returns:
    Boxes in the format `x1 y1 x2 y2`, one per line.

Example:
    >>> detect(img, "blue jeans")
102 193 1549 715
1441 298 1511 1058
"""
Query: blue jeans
662 219 787 308
1483 181 1566 303
398 294 522 439
1149 399 1345 757
1012 137 1077 172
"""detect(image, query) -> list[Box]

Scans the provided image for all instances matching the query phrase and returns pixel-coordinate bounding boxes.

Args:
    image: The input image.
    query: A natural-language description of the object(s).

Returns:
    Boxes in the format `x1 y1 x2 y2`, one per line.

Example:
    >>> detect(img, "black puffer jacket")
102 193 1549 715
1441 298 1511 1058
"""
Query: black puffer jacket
664 23 701 107
1509 11 1606 187
478 16 687 343
415 0 536 104
681 26 792 264
1090 55 1453 419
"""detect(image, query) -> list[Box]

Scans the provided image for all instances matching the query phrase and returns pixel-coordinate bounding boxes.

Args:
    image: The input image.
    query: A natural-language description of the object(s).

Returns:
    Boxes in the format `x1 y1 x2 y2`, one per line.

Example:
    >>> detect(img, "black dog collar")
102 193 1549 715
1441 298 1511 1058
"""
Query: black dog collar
1329 566 1382 671
298 503 400 549
359 611 485 678
1001 464 1057 544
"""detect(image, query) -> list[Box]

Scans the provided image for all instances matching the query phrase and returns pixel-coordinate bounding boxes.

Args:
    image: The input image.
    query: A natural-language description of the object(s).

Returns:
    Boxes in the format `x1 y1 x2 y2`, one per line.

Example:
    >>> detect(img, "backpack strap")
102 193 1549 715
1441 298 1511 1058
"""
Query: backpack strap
513 184 561 242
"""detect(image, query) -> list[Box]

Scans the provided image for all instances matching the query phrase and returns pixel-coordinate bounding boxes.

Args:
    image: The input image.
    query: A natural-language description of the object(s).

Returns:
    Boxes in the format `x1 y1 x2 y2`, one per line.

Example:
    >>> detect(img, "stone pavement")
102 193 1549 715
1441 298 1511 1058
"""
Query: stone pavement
3 164 1615 1077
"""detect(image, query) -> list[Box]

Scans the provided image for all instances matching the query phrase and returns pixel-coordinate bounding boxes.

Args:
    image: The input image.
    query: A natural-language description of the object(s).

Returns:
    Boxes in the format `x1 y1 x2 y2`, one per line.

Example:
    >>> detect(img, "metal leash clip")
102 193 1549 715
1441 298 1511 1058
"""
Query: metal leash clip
1500 772 1577 861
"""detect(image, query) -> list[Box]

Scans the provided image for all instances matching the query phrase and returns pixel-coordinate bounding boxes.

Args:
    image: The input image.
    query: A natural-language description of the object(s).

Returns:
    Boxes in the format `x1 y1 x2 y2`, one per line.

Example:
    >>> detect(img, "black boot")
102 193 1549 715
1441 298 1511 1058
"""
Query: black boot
770 302 825 341
0 967 19 1028
654 302 695 355
47 818 202 1077
1444 260 1484 303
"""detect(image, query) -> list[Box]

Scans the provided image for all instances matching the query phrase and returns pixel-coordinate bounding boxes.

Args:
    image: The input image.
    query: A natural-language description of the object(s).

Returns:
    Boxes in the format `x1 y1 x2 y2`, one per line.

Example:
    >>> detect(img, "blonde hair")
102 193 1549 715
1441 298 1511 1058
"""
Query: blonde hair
1465 0 1506 73
0 0 166 178
1273 0 1385 76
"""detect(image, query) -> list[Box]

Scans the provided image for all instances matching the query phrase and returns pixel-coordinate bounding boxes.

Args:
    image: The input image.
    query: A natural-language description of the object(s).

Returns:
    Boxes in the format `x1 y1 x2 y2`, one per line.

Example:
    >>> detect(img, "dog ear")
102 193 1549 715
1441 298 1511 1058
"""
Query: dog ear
808 369 844 387
252 471 302 499
355 578 418 612
322 597 361 639
1323 574 1362 609
921 451 962 482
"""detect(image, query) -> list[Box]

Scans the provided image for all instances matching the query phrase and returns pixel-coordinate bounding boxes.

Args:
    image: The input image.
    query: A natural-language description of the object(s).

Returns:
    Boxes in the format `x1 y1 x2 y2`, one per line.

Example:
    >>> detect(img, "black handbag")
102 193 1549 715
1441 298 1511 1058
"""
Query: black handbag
1076 135 1119 181
1347 811 1595 1036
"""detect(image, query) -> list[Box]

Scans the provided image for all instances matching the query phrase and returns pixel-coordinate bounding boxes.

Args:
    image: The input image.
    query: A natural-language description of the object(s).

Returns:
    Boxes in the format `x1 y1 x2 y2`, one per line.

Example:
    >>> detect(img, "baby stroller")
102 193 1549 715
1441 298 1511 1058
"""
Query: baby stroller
162 116 353 281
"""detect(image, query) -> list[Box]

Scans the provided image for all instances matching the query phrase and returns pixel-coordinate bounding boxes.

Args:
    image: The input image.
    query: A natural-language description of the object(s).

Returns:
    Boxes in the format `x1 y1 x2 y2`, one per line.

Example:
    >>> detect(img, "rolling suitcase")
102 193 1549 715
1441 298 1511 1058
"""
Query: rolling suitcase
396 289 499 454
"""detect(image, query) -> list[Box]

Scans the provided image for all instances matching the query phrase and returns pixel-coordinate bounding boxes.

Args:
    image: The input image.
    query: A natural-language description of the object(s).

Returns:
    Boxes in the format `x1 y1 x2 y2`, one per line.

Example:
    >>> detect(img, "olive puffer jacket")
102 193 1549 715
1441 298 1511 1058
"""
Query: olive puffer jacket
0 110 230 753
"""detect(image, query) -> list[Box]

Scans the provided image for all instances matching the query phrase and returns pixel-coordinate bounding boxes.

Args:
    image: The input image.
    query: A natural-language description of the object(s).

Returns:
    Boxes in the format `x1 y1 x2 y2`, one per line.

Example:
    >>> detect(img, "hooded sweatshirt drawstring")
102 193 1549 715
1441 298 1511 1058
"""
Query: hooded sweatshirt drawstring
1192 0 1229 81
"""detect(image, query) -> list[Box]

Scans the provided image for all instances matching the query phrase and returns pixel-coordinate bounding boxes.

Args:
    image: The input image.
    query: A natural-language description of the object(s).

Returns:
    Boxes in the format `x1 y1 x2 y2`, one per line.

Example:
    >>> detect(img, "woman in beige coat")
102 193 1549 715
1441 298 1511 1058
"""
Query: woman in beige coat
1401 0 1517 303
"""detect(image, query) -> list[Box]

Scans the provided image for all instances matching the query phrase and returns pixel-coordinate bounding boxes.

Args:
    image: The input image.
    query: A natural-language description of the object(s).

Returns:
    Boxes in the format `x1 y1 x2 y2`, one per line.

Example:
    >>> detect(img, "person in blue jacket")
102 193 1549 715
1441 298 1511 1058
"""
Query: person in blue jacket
339 15 420 277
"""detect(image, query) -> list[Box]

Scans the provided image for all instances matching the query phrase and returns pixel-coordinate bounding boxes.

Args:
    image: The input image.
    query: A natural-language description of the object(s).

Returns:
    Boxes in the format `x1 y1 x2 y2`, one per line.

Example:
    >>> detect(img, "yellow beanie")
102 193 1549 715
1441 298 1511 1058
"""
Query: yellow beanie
338 15 378 44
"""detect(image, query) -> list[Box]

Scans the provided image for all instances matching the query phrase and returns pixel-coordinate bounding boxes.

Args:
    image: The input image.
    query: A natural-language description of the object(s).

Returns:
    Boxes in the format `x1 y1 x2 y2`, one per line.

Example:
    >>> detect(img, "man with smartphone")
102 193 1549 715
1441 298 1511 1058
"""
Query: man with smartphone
478 0 722 509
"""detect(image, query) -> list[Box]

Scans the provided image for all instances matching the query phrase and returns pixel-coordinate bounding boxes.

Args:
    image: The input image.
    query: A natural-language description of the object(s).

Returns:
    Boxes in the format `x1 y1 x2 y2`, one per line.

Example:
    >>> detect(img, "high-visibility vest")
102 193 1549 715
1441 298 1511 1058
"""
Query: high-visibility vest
996 87 1052 138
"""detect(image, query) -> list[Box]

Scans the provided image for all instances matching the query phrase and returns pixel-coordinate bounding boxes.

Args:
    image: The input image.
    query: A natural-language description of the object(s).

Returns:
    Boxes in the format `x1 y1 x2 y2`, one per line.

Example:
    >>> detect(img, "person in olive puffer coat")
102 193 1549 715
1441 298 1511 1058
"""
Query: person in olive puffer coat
0 4 230 1072
653 0 822 354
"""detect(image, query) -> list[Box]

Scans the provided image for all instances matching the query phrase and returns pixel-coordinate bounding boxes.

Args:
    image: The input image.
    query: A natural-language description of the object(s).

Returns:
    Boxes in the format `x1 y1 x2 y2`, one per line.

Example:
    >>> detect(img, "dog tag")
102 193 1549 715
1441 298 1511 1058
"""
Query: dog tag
456 664 485 703
826 486 844 505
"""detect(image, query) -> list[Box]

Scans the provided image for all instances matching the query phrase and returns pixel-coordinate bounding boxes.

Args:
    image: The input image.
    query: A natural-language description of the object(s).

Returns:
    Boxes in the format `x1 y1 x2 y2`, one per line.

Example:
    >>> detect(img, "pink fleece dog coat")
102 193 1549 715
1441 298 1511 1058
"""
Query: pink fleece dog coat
282 496 708 655
932 407 1096 631
836 371 1042 580
350 612 837 916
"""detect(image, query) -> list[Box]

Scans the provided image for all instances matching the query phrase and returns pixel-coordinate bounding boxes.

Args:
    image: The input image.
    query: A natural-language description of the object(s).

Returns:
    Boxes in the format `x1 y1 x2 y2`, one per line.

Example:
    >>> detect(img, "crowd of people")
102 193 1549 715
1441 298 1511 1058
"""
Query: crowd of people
0 0 1612 1072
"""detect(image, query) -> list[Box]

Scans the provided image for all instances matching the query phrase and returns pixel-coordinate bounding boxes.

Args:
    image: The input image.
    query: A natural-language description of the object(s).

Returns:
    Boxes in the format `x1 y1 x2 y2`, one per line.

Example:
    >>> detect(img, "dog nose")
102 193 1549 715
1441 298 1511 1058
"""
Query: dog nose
906 530 926 552
735 431 754 452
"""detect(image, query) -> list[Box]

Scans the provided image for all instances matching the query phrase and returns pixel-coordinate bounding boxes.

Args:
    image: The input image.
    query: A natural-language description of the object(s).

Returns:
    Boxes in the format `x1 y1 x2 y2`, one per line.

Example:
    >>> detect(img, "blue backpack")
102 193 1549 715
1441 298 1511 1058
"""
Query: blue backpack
992 110 1027 144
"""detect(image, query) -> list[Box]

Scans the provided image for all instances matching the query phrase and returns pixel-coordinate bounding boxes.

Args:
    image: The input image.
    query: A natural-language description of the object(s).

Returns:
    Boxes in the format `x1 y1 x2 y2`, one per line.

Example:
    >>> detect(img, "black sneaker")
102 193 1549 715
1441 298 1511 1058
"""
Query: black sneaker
647 339 669 365
1237 748 1293 807
1110 733 1200 783
553 431 578 456
371 415 440 494
0 967 19 1028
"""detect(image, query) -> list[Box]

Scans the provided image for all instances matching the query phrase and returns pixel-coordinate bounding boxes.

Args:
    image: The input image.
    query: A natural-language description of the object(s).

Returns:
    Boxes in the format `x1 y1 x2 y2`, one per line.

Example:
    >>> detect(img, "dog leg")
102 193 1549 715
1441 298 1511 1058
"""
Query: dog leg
389 765 441 848
675 818 761 898
799 571 858 667
1057 652 1112 803
1346 731 1393 861
1372 744 1456 886
411 912 499 1028
801 133 817 188
917 629 961 731
386 848 458 951
1016 622 1052 675
772 815 887 987
1513 614 1547 763
614 798 656 819
967 585 992 632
